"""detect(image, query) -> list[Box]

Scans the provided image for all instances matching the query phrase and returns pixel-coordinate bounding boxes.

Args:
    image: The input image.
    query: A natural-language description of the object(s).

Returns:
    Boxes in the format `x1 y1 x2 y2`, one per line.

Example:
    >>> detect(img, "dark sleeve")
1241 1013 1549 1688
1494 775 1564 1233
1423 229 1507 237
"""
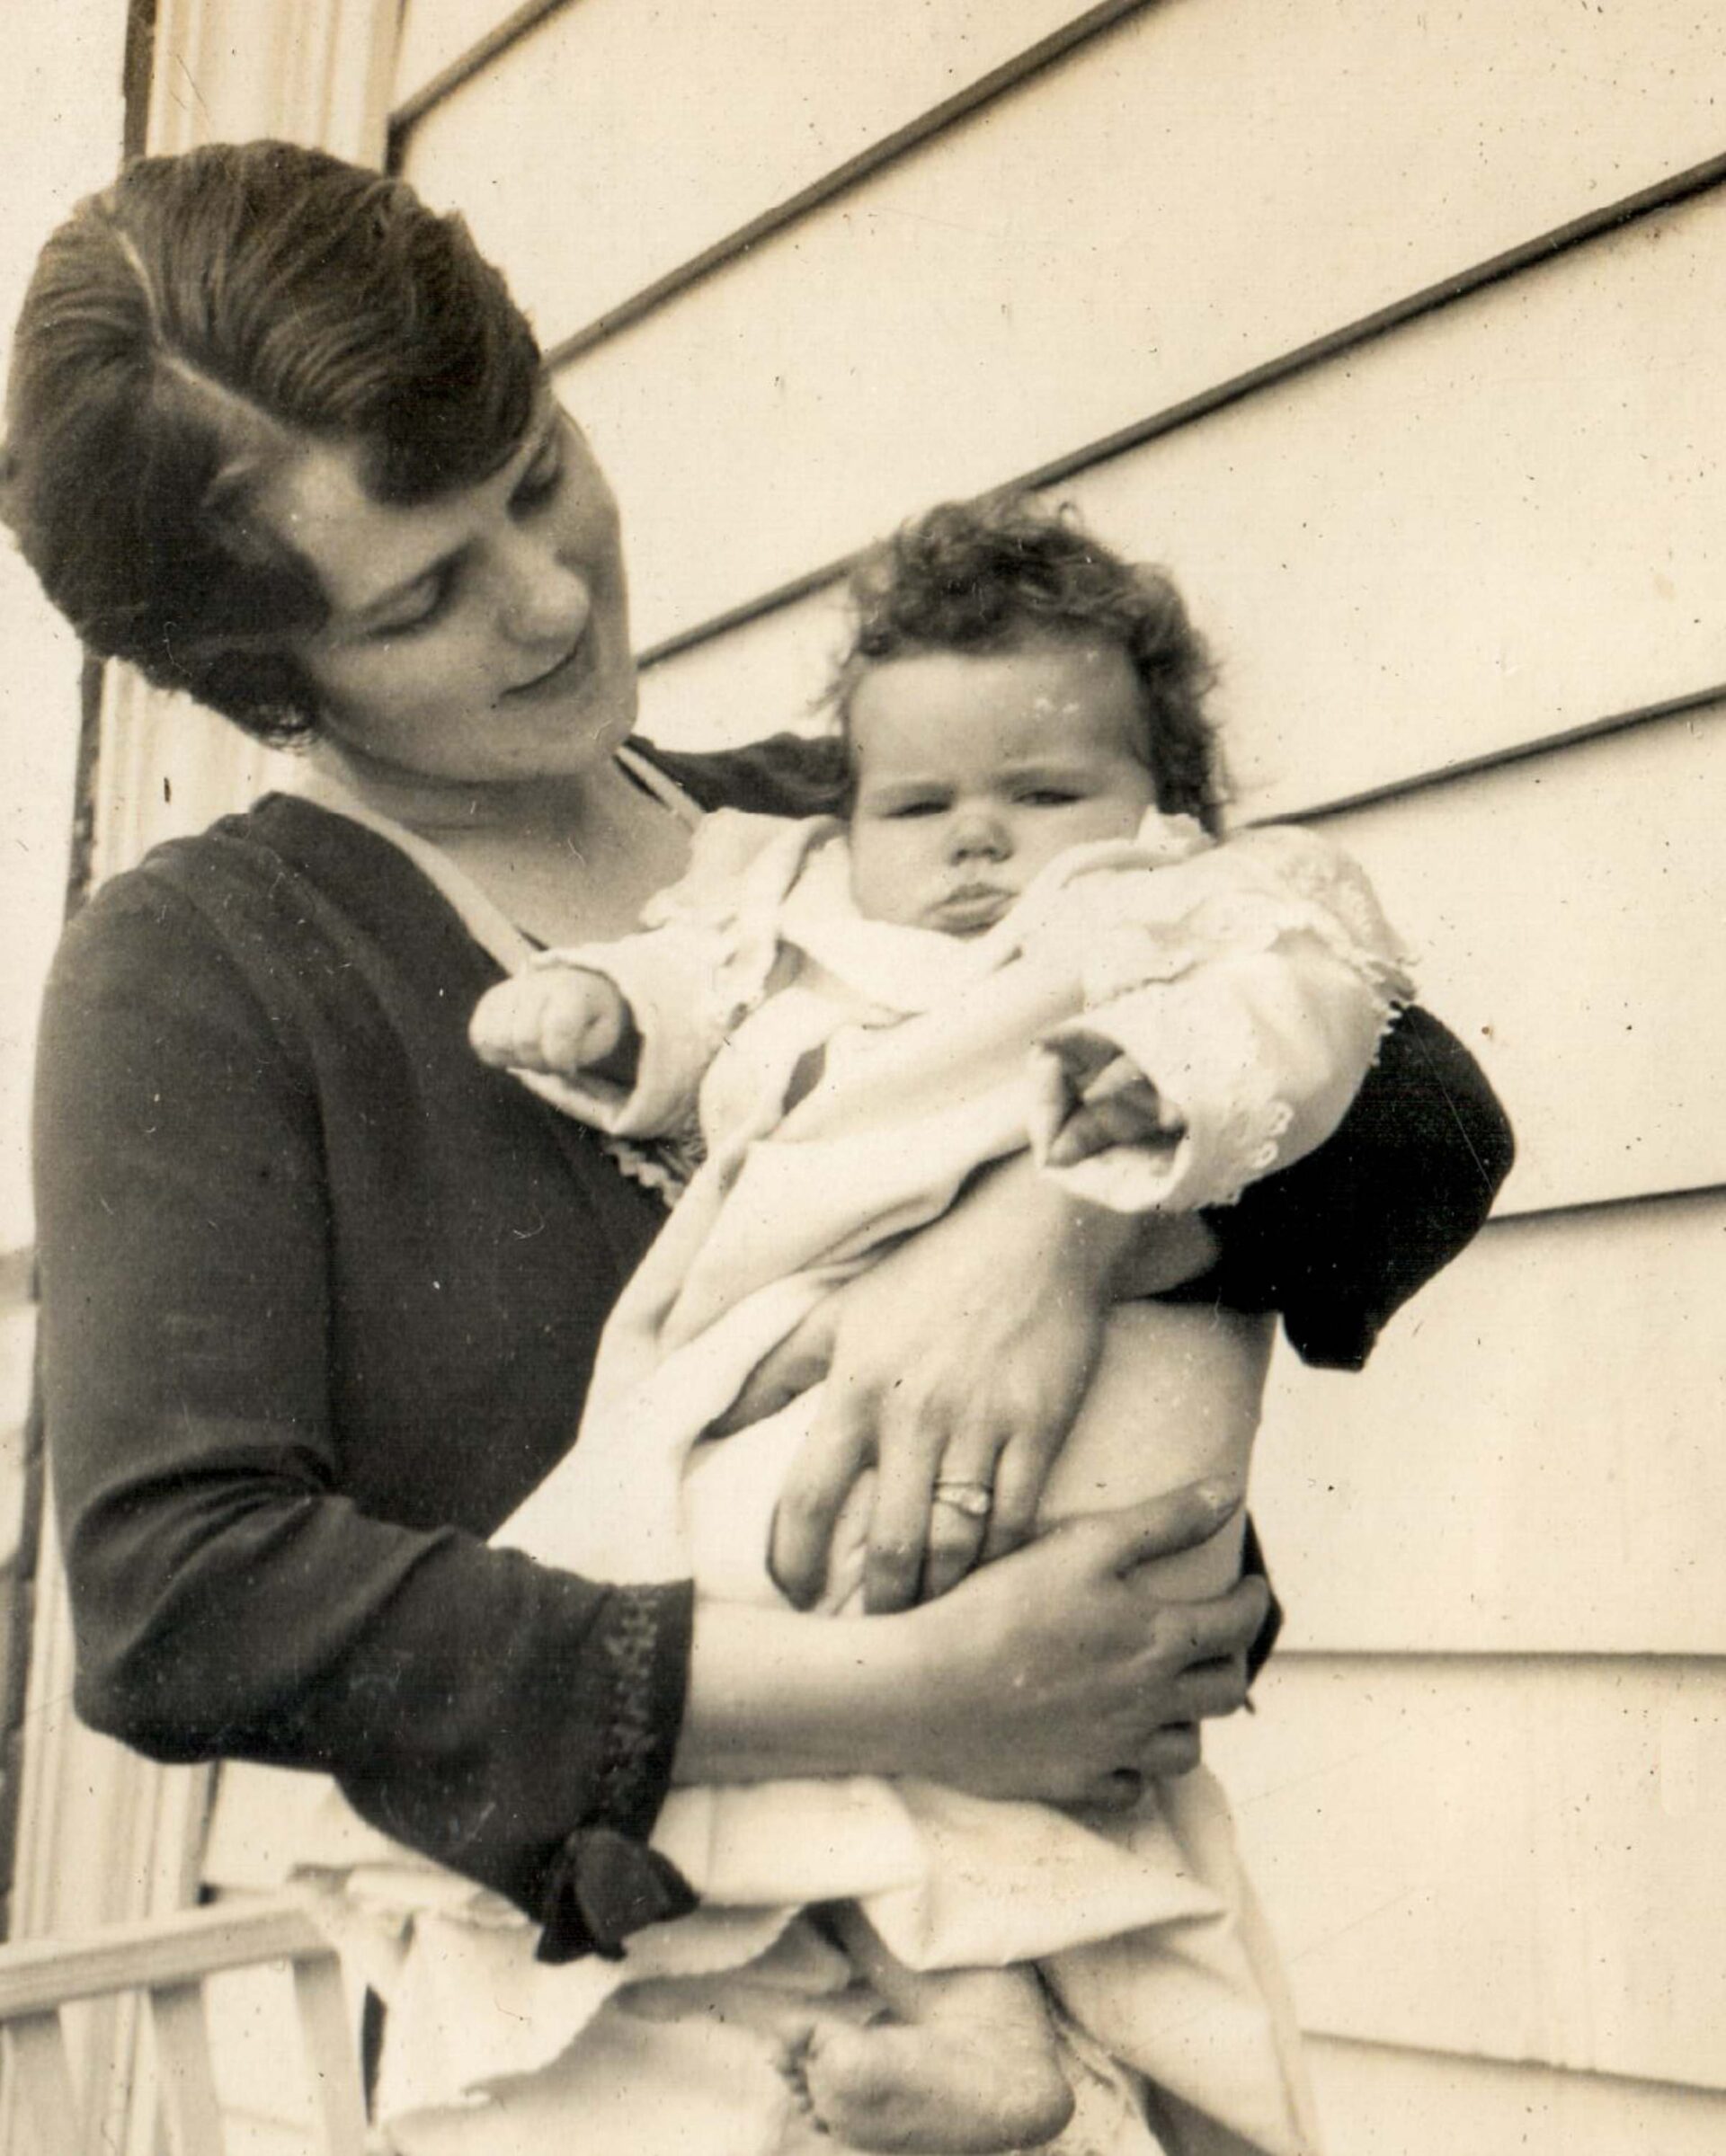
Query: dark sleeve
34 881 690 1947
1177 1004 1516 1369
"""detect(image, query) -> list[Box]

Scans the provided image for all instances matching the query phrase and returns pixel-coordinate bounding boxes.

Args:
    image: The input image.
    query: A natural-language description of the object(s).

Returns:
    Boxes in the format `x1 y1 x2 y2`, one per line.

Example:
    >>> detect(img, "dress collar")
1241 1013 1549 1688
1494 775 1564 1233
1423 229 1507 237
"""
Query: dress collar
290 747 704 977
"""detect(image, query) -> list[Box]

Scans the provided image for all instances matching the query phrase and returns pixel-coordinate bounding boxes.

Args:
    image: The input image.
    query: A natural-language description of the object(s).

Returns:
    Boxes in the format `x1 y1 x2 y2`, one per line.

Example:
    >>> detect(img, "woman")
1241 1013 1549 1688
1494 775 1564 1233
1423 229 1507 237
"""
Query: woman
5 143 1509 2148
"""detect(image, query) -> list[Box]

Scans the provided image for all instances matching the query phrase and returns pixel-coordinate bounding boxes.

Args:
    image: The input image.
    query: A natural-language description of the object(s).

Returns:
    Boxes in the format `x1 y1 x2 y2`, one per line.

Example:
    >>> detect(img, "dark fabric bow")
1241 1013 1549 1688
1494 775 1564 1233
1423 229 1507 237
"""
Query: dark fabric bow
536 1823 699 1964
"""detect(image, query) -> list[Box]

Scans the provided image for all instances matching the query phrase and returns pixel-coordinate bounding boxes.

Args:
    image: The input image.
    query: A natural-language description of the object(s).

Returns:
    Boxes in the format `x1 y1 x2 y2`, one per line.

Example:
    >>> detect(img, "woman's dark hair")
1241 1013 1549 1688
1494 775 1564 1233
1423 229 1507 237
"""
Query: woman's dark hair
831 495 1223 831
1 140 543 744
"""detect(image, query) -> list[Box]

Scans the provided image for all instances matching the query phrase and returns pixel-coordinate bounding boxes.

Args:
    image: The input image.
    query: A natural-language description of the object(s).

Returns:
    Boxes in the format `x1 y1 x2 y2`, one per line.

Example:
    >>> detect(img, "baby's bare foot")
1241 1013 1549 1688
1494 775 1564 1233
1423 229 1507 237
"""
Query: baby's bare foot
798 2008 1074 2153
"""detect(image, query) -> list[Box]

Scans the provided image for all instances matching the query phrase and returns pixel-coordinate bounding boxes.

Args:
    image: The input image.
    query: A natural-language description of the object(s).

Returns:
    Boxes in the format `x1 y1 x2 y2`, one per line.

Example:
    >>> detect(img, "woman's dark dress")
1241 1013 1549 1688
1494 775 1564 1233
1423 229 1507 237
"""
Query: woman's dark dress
31 734 1513 1944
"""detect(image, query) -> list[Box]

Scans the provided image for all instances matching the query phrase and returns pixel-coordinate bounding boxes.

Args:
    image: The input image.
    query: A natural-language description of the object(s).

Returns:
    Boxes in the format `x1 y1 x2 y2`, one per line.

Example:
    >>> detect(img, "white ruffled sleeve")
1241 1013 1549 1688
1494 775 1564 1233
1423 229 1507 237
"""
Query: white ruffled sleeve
1027 824 1414 1213
511 811 828 1138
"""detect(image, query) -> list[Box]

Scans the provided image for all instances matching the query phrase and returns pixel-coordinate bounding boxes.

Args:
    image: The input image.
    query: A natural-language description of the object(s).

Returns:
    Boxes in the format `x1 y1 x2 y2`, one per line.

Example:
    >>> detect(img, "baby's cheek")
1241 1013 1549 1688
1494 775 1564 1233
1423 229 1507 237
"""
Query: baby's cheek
849 830 924 927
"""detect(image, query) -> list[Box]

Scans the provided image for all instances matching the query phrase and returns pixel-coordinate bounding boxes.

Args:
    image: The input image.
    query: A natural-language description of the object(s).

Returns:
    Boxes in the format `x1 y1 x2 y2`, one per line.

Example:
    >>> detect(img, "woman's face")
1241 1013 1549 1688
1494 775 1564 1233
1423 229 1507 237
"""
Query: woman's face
257 399 636 787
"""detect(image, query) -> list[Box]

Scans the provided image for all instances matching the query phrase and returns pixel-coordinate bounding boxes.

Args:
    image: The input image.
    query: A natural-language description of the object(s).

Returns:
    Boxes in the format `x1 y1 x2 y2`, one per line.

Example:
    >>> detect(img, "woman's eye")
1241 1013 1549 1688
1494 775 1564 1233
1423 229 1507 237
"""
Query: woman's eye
512 440 563 510
371 572 453 640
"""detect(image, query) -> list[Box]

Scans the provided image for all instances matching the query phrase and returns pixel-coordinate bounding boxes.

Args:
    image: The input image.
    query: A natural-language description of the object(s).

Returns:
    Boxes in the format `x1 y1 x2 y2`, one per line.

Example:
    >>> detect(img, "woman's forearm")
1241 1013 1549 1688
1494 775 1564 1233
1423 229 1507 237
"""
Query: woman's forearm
677 1486 1269 1806
972 1153 1221 1299
674 1601 941 1787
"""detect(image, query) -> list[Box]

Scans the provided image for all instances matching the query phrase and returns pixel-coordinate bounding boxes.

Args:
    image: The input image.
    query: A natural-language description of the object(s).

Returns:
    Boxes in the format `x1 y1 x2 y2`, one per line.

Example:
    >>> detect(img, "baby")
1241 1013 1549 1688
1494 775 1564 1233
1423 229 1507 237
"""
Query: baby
466 499 1410 2155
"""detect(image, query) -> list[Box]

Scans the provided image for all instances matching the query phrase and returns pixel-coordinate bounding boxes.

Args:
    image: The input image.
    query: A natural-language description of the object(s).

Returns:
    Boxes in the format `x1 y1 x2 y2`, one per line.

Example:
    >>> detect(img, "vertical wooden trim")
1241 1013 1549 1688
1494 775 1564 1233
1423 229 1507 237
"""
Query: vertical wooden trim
88 0 399 891
4 2013 85 2154
120 0 161 162
13 6 403 2154
142 0 393 164
10 1486 214 2152
292 1954 370 2156
147 1985 227 2156
3 4 153 2141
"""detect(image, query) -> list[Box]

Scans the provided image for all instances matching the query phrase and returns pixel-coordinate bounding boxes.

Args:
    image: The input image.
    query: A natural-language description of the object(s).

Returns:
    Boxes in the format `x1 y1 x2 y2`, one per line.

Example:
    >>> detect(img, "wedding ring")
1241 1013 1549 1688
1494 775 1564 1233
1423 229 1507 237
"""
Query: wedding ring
931 1479 992 1520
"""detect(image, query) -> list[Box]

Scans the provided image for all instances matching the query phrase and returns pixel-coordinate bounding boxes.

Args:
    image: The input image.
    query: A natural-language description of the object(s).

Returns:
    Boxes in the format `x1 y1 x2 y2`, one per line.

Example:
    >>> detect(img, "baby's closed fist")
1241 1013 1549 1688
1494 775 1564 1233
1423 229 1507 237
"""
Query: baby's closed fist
470 967 631 1077
1039 1043 1182 1167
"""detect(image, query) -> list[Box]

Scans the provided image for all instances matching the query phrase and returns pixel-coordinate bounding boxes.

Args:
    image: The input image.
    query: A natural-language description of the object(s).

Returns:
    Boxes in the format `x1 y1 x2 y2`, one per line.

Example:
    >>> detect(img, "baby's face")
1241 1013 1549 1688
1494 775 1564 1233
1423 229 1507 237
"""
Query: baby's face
847 637 1159 936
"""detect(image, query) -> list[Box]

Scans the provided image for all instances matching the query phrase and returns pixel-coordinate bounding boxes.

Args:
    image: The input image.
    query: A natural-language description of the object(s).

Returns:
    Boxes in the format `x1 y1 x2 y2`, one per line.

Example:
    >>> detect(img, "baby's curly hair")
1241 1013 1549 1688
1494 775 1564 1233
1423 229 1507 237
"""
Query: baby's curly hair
830 495 1223 832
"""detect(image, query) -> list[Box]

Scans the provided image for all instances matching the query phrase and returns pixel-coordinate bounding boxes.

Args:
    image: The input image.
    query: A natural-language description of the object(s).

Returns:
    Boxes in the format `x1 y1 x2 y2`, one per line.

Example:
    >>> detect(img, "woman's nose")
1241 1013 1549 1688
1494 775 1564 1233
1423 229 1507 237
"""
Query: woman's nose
498 538 592 646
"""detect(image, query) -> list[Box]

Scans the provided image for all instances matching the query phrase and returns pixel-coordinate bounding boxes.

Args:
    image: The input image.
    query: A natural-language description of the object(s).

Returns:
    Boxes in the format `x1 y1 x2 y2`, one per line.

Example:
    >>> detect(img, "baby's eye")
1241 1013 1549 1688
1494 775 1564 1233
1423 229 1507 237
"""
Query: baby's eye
1019 787 1081 806
880 798 946 819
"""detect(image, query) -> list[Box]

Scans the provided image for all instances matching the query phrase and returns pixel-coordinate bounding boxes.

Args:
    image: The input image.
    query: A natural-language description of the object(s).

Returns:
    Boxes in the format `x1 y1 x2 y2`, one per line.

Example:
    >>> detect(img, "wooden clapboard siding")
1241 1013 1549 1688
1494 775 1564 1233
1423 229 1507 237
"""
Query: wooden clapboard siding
392 0 560 116
1206 1656 1726 2089
399 0 1726 337
1250 1191 1726 1656
1067 195 1726 821
614 182 1726 775
538 8 1726 654
163 4 1722 2149
630 184 1726 805
1305 2036 1726 2156
635 582 847 750
398 0 1107 340
1320 707 1726 1215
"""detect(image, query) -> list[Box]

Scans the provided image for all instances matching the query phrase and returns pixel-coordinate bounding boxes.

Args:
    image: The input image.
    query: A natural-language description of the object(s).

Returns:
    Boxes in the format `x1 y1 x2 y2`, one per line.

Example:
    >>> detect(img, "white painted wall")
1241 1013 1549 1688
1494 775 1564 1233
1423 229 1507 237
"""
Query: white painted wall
0 5 128 1257
396 4 1726 2145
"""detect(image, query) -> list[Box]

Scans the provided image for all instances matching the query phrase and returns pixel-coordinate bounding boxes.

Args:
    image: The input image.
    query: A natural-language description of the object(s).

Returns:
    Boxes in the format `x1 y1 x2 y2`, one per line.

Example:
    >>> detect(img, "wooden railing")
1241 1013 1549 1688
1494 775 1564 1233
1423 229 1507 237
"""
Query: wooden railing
0 1900 367 2156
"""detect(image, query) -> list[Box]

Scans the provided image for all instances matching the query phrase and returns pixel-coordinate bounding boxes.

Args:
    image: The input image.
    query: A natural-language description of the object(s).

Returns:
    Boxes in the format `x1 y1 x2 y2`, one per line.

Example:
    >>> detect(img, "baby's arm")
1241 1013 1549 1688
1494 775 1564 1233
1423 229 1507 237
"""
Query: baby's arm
468 937 712 1135
470 966 636 1083
468 808 821 1136
1030 825 1412 1214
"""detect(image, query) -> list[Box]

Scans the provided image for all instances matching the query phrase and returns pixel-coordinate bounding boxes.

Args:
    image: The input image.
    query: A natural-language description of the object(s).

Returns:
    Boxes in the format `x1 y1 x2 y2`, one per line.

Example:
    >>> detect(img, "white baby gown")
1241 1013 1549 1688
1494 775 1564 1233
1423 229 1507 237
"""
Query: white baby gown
285 801 1410 2156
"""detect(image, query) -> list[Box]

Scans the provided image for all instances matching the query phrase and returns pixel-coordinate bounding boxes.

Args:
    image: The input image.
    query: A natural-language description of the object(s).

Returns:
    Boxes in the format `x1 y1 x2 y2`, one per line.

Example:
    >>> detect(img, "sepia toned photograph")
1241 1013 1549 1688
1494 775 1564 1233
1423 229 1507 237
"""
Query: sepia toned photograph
0 4 1721 2152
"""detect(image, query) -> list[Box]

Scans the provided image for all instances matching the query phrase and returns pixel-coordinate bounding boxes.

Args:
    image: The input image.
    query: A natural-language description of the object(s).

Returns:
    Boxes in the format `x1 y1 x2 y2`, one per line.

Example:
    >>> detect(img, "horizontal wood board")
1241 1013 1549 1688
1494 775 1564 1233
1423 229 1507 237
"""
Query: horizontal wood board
1321 706 1725 1216
544 13 1726 654
392 0 550 110
400 0 1099 332
620 187 1726 820
1251 1192 1726 1655
1206 1655 1726 2089
1306 2035 1726 2156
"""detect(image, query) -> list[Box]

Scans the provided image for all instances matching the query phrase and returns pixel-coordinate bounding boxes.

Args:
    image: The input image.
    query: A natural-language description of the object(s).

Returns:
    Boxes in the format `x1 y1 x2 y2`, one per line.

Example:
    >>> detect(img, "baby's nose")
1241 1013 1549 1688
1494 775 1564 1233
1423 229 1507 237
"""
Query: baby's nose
949 809 1010 859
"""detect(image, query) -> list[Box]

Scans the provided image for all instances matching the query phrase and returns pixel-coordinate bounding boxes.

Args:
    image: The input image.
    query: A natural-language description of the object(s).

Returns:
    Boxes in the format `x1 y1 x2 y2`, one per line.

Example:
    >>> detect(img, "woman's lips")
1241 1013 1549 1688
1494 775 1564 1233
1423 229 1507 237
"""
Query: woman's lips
508 634 588 697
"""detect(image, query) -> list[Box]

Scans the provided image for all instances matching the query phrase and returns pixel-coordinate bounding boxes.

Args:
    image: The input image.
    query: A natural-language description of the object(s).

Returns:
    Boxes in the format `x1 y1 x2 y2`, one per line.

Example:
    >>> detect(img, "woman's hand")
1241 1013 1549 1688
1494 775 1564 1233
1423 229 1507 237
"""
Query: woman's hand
711 1158 1220 1612
676 1481 1266 1804
730 1161 1125 1612
918 1486 1267 1803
